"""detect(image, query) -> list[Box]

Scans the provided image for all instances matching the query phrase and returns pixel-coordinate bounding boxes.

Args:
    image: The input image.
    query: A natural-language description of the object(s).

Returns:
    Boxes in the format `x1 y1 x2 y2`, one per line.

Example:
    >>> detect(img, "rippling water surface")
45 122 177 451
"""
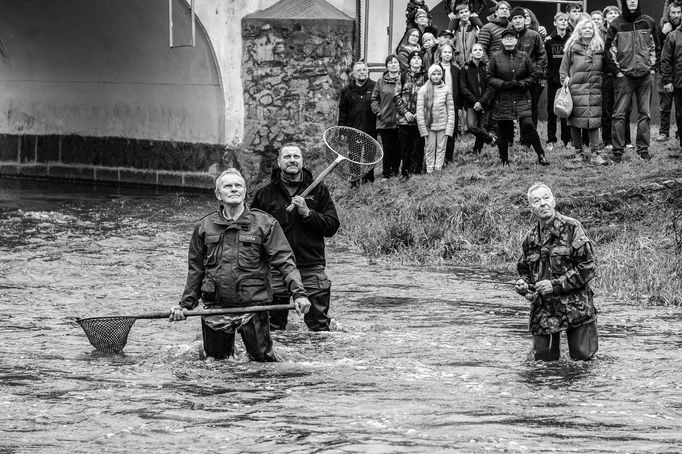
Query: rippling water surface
1 179 681 453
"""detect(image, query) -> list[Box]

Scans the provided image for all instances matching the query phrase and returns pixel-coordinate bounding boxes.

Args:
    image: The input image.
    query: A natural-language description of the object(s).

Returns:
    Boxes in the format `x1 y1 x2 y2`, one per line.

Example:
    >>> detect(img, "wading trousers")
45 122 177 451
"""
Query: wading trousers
270 266 332 332
532 320 598 361
201 312 277 362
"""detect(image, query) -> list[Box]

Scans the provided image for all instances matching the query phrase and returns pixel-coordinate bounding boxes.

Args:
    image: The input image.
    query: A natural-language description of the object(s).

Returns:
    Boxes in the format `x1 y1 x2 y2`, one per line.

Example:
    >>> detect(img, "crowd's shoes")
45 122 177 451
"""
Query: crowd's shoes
668 147 681 159
590 154 609 166
638 151 652 161
654 134 669 143
546 142 554 152
538 154 550 166
626 143 635 150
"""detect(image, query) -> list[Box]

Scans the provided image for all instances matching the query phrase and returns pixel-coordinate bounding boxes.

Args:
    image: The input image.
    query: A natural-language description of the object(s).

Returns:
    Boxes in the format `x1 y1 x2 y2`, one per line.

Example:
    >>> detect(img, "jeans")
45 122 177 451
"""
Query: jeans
466 107 493 150
571 127 600 153
377 128 401 178
656 73 674 136
398 124 424 176
612 73 651 155
546 82 570 144
602 74 632 146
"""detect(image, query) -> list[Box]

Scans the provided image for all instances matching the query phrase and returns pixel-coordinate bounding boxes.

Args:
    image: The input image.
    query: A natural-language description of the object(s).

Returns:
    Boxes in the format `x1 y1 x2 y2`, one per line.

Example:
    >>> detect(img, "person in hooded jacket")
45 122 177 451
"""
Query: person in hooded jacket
488 28 549 166
654 2 681 143
604 0 658 162
560 18 608 165
661 2 682 159
371 54 402 179
251 145 340 332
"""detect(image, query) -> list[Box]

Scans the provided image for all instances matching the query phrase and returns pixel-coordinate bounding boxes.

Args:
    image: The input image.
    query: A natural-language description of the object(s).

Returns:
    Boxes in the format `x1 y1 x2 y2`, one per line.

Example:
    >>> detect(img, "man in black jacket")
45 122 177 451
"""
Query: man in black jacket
604 0 658 162
661 3 682 159
251 144 340 331
339 61 377 183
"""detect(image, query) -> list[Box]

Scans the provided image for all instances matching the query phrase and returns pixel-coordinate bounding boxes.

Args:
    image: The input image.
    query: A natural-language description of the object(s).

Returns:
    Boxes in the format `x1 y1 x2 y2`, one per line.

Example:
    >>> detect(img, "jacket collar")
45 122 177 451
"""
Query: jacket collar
215 204 251 229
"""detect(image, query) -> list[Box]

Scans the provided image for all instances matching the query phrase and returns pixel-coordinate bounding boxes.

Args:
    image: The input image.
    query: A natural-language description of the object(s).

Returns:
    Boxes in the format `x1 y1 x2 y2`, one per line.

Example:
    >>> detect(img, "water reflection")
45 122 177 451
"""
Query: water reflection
2 179 682 452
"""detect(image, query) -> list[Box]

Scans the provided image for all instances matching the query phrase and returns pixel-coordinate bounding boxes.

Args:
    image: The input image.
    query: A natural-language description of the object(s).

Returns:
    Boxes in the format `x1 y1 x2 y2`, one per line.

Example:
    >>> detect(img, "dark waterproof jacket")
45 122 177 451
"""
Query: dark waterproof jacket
487 49 536 120
339 79 377 135
559 42 604 129
515 27 547 79
394 69 428 125
477 17 509 61
656 19 677 71
251 168 340 269
459 59 495 108
661 27 682 88
180 206 307 310
517 212 597 335
371 71 400 129
544 30 569 86
604 0 658 77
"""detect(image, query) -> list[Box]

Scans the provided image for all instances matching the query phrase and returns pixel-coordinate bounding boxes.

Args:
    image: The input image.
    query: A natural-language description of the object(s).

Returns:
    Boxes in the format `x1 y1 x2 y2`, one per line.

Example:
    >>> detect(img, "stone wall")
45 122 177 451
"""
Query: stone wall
241 18 355 177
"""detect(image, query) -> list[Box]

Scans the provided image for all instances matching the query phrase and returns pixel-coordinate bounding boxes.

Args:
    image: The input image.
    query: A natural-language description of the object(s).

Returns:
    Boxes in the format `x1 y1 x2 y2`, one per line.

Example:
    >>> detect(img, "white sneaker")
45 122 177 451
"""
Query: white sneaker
591 155 607 166
547 143 555 152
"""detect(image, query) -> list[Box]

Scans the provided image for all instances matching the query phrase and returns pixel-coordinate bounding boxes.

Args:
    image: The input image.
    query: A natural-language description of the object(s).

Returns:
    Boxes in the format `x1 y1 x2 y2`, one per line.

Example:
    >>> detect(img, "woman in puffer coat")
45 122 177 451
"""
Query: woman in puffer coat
560 18 607 165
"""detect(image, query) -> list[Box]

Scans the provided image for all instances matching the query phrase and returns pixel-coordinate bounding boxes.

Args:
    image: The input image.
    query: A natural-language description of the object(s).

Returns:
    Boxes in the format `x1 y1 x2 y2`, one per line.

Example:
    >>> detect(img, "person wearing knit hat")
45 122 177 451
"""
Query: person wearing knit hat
416 64 455 173
510 6 525 20
604 0 658 162
487 27 549 165
500 28 517 39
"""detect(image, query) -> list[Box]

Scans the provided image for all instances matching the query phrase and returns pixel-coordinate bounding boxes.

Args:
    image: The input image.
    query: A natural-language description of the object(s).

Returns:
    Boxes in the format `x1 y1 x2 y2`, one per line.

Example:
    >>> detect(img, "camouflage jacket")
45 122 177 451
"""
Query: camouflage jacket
517 212 597 335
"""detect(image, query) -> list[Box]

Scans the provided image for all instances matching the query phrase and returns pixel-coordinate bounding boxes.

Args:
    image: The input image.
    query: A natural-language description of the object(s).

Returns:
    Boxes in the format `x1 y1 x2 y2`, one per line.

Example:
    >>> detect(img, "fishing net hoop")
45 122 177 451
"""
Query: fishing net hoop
322 126 384 182
76 316 138 354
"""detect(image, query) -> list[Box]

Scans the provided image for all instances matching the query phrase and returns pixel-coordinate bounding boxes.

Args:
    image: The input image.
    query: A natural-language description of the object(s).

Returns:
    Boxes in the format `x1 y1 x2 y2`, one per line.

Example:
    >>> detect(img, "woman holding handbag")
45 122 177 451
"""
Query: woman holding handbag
559 18 608 165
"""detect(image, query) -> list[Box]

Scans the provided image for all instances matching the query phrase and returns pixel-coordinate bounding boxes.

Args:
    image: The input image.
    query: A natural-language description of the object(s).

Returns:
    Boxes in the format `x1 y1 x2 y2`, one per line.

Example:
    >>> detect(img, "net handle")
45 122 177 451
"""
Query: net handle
78 303 296 321
285 155 345 212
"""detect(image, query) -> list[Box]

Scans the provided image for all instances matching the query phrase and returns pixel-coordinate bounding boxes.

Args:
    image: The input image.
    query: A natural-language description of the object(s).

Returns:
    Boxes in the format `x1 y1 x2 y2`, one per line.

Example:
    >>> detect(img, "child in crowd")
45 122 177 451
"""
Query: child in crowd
524 8 547 38
459 43 496 153
406 0 432 26
452 4 480 68
421 32 438 69
437 43 462 164
417 64 455 173
444 0 487 31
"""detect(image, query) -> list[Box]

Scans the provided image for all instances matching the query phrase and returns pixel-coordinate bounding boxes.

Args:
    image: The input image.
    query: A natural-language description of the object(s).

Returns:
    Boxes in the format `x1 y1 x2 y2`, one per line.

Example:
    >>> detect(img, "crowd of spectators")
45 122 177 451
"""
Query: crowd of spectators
338 0 680 180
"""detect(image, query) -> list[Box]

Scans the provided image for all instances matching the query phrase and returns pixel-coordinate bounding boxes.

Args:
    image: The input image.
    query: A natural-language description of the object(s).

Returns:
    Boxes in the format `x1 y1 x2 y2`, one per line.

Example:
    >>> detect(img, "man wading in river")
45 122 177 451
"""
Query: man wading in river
515 183 598 361
169 169 311 362
251 144 340 331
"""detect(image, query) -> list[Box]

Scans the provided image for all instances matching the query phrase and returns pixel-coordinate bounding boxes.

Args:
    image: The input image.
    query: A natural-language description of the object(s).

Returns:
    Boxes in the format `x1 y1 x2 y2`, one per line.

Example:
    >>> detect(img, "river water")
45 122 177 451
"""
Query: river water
1 179 681 453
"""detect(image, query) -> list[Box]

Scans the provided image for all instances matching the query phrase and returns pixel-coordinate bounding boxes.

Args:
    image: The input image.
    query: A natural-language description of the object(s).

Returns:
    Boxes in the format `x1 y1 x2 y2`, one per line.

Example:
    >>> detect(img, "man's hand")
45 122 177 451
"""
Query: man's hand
663 22 673 35
293 297 311 315
290 195 311 217
514 278 529 294
665 83 674 93
473 101 483 112
535 280 554 296
169 305 187 322
404 111 416 123
616 72 624 78
448 12 456 20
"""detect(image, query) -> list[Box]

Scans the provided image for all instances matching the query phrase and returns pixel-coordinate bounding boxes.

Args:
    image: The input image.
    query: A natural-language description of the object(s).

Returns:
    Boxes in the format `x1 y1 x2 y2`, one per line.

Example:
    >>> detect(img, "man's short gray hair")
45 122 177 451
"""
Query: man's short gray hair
214 168 246 192
527 182 554 203
280 143 303 157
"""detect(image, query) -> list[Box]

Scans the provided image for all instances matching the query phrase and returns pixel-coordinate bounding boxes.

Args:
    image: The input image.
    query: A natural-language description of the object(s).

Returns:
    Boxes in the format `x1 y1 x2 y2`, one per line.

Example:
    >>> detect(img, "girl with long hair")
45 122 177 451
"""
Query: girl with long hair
416 64 455 173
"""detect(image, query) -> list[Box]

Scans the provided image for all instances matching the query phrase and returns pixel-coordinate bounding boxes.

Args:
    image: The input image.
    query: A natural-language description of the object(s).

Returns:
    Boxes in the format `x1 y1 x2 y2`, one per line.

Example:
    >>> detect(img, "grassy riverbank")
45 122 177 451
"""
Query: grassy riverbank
327 124 682 305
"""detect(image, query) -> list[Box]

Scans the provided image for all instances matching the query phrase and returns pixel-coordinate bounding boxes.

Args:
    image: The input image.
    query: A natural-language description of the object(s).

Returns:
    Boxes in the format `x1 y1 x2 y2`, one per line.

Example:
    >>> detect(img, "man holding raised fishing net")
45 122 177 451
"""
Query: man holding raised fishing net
514 183 599 361
251 144 340 332
169 169 311 362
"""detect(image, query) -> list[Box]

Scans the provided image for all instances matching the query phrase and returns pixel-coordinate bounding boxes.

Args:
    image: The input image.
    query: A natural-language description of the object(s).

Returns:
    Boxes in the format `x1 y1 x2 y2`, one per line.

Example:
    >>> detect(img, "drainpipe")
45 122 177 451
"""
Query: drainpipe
355 0 361 62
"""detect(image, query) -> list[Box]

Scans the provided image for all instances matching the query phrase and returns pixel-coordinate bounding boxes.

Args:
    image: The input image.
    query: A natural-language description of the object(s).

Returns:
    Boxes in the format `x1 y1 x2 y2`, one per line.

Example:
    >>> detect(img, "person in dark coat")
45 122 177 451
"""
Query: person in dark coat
560 18 607 165
170 169 311 361
459 42 496 153
371 55 402 178
251 145 341 332
487 28 548 165
338 61 377 183
654 2 681 143
661 7 682 159
545 12 571 150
